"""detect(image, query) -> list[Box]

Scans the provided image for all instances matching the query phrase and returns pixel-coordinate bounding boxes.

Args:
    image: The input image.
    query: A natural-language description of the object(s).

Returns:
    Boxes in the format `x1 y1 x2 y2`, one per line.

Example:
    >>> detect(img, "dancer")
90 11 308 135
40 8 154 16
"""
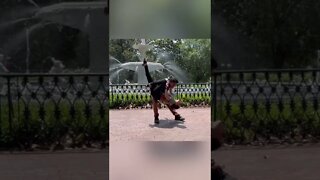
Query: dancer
143 59 185 124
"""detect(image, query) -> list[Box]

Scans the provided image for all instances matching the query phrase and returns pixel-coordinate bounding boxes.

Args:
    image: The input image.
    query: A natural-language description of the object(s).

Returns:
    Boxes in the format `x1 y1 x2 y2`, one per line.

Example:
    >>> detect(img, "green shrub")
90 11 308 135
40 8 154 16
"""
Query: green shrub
215 100 320 144
109 91 211 109
0 101 108 149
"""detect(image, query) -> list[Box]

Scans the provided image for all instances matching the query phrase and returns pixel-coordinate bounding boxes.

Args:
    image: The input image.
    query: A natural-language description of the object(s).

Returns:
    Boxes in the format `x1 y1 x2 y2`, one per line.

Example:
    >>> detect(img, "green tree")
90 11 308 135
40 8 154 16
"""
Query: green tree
177 39 211 82
213 0 320 68
109 39 211 83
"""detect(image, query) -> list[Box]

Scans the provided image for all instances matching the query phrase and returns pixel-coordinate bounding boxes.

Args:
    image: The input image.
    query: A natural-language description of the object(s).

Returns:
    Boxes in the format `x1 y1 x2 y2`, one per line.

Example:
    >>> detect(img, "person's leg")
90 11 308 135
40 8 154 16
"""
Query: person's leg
166 104 185 121
152 98 159 124
143 59 153 83
159 94 184 121
166 104 178 116
145 59 159 124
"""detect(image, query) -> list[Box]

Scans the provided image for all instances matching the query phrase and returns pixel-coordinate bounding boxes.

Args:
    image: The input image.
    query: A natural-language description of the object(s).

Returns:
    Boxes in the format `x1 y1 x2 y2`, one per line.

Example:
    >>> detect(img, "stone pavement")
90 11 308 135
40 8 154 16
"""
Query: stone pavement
110 108 211 141
110 142 211 180
213 145 320 180
0 151 108 180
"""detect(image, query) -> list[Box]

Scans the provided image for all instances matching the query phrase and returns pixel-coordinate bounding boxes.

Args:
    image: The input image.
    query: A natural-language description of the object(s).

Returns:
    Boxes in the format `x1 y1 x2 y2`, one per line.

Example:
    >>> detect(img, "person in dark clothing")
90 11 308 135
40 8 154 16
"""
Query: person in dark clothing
143 59 184 124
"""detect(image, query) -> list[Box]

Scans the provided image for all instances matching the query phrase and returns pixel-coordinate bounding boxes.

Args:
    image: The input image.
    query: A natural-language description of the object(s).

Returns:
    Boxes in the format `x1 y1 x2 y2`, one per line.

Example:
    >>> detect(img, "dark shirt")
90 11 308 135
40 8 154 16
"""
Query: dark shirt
149 79 167 100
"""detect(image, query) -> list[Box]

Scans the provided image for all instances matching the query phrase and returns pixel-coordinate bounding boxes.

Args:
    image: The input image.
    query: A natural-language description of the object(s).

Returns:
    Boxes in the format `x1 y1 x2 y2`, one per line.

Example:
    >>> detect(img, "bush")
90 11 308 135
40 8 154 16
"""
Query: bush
109 92 211 109
0 101 108 150
215 101 320 144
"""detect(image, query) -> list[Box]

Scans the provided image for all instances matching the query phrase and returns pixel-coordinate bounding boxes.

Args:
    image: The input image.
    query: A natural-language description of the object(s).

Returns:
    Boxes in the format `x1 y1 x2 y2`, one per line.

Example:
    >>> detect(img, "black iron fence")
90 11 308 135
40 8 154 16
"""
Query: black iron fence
0 73 108 149
213 69 320 144
3 69 319 147
109 83 211 108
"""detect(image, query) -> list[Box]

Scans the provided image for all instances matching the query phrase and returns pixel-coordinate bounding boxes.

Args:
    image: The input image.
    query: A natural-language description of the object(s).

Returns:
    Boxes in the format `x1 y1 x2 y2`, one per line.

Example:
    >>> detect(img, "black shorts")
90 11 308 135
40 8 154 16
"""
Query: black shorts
150 83 166 101
150 85 164 101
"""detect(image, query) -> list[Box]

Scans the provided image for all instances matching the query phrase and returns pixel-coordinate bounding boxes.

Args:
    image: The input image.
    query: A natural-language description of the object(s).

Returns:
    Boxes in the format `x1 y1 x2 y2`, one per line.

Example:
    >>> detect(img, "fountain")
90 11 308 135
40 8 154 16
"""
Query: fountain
132 39 153 61
34 1 108 73
49 57 65 73
0 1 108 73
110 39 187 84
0 54 9 73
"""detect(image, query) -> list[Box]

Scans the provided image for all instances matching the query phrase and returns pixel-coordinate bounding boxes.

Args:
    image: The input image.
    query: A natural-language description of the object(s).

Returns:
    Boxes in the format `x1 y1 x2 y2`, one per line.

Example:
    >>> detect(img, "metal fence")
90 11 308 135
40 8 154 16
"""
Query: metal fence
0 73 108 149
109 83 211 108
4 69 319 147
212 69 320 143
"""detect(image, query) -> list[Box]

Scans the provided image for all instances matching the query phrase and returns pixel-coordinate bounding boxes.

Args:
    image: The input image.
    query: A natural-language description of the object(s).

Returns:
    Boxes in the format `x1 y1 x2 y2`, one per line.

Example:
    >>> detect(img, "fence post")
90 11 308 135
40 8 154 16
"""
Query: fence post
177 84 180 99
213 73 217 122
6 76 13 137
110 85 112 105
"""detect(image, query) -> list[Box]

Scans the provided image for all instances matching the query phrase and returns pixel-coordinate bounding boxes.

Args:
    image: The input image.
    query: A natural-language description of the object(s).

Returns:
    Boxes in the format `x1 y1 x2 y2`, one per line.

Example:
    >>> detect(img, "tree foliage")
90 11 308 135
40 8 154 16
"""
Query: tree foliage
0 0 98 72
109 39 211 83
213 0 320 68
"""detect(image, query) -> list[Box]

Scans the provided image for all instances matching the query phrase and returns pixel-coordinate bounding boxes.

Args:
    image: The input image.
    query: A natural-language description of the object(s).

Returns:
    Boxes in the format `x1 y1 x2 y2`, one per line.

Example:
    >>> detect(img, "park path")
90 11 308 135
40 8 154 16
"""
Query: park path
0 151 108 180
110 142 211 180
109 107 211 179
110 107 211 142
214 145 320 180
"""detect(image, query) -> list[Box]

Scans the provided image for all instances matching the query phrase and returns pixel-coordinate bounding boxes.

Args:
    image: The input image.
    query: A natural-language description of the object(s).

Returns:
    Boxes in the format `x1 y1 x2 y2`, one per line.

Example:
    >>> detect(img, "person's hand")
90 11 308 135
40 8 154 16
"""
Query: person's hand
176 100 181 106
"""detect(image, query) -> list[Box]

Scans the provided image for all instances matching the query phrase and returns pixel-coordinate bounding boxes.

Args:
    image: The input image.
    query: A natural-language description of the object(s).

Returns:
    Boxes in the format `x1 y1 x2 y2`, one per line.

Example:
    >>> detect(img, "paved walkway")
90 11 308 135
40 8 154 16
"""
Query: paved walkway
110 142 211 180
213 145 320 180
110 108 211 141
0 151 108 180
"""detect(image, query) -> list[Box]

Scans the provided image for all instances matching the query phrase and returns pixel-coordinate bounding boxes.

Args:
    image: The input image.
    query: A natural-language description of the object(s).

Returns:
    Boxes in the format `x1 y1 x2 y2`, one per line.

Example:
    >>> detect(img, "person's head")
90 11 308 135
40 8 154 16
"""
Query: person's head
167 77 178 88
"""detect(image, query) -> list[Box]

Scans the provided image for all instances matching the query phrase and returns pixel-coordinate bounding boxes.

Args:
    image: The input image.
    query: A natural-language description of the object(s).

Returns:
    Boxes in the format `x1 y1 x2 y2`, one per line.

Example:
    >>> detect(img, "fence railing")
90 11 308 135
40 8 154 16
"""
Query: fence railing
213 69 320 144
0 73 108 149
109 83 211 108
3 69 318 147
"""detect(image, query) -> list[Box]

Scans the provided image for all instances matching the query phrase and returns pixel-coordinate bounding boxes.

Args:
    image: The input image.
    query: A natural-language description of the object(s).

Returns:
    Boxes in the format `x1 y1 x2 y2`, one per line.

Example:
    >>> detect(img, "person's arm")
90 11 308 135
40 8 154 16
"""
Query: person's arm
164 89 171 100
160 94 170 105
165 89 178 106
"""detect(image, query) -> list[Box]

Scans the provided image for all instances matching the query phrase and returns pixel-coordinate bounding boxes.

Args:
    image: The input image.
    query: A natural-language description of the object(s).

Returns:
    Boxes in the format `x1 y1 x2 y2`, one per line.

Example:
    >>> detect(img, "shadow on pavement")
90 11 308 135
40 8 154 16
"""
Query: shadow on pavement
149 119 186 129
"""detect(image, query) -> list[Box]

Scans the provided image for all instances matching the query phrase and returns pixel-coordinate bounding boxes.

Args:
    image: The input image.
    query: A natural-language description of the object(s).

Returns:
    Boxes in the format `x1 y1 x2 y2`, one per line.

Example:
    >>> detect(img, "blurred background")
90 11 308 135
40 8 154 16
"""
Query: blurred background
212 0 320 70
110 0 210 39
0 0 108 73
109 39 211 84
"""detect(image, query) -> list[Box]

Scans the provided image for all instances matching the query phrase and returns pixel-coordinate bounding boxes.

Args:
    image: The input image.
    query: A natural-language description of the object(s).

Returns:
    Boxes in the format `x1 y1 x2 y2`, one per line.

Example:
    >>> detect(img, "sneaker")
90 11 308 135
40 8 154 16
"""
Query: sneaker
175 115 185 121
154 115 159 124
